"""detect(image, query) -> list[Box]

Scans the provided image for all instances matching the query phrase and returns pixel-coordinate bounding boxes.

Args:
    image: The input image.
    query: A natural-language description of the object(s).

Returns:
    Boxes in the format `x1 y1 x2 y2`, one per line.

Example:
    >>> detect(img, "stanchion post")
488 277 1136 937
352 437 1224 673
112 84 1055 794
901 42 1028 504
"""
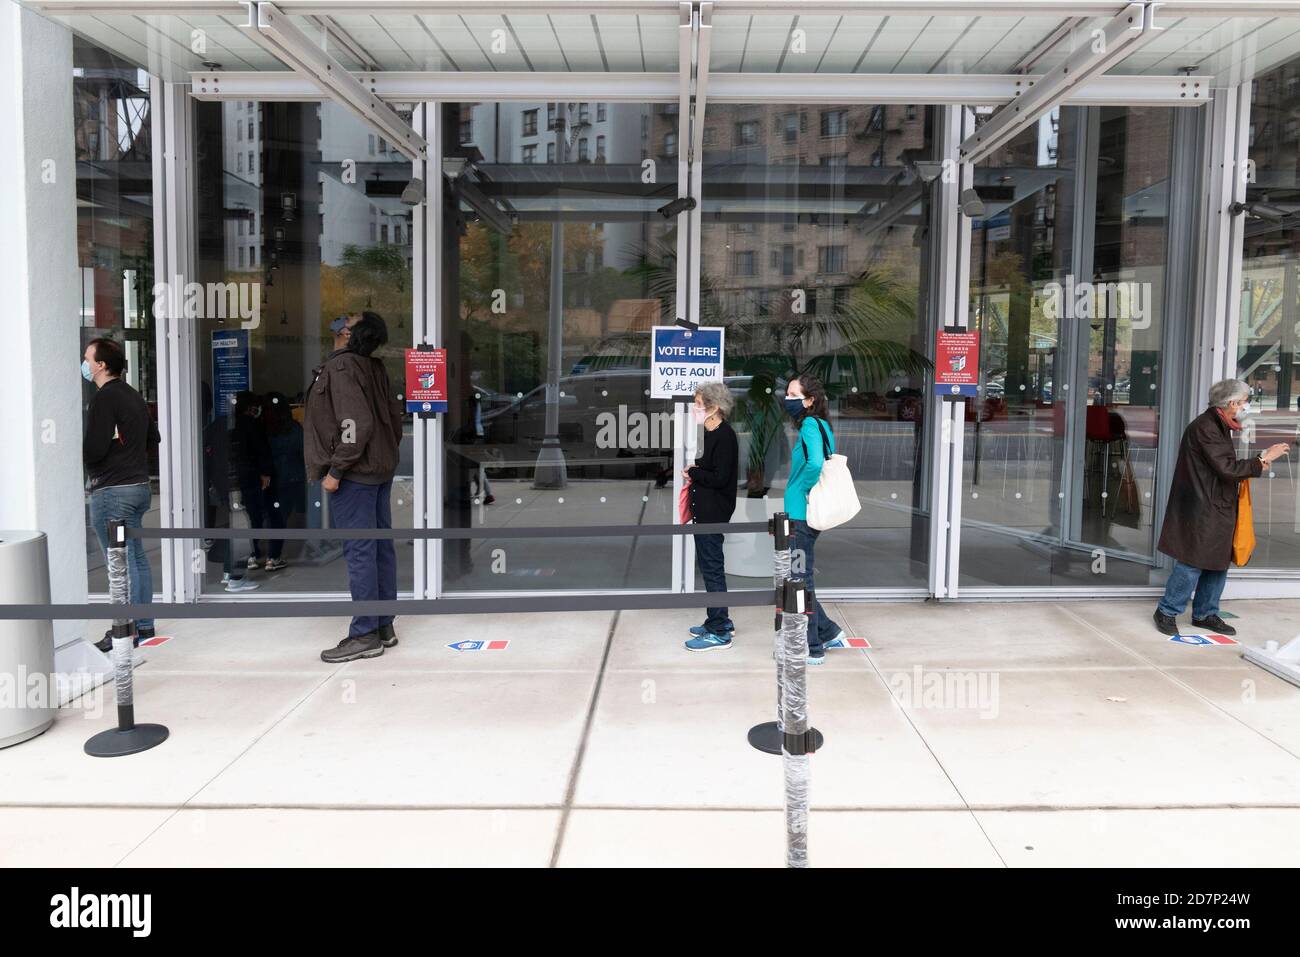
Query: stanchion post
749 513 823 755
84 520 169 757
780 577 813 868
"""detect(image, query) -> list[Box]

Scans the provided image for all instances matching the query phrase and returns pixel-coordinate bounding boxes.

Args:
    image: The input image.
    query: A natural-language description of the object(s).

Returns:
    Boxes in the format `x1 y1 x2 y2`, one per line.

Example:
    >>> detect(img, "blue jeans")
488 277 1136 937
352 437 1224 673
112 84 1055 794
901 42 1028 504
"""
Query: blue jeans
791 519 842 653
693 531 732 635
330 479 396 638
1157 560 1228 621
90 482 154 631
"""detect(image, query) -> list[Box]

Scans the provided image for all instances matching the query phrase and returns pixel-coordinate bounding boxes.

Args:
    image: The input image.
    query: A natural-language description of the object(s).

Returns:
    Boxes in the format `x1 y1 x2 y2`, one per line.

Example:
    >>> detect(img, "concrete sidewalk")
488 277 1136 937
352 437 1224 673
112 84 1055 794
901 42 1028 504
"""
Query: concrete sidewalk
2 597 1300 867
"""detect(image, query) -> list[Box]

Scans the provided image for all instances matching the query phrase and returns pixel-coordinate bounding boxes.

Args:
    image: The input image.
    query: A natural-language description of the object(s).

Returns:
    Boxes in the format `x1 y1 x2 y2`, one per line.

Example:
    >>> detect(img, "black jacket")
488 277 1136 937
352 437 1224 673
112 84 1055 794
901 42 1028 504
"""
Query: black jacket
83 378 159 491
688 419 739 524
1157 408 1263 571
231 413 273 487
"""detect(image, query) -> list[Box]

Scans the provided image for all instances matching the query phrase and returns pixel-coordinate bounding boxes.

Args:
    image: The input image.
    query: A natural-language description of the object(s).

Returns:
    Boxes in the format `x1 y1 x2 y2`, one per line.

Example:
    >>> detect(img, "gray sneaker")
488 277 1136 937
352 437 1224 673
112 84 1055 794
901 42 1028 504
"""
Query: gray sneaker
321 632 384 663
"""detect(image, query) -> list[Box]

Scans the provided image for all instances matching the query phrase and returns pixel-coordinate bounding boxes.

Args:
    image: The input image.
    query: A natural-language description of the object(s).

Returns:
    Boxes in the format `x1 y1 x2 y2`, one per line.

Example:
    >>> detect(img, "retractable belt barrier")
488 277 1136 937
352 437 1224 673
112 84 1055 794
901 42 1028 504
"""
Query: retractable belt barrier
18 515 820 864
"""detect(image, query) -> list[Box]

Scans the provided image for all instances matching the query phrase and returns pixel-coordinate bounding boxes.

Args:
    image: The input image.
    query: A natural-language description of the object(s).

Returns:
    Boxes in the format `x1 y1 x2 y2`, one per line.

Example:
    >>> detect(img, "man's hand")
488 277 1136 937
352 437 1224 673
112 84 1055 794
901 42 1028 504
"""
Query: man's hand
260 474 271 490
1262 443 1291 464
322 474 340 493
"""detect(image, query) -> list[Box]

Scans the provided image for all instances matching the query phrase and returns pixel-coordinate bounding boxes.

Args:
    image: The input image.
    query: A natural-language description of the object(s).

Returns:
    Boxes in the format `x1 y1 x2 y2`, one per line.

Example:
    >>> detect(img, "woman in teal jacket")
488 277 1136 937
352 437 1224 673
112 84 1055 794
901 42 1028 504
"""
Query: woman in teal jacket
783 373 847 664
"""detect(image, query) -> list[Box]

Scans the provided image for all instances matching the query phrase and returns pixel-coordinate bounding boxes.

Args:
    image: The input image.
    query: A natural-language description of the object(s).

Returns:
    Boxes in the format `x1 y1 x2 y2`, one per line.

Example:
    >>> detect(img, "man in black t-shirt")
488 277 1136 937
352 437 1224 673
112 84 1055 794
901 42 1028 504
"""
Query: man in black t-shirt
82 337 159 649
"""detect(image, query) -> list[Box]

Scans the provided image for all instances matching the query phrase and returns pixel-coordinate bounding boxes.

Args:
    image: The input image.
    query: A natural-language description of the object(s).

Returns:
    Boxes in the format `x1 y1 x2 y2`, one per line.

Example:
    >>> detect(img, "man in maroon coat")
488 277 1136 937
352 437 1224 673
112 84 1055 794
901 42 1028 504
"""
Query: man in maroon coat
1154 379 1290 636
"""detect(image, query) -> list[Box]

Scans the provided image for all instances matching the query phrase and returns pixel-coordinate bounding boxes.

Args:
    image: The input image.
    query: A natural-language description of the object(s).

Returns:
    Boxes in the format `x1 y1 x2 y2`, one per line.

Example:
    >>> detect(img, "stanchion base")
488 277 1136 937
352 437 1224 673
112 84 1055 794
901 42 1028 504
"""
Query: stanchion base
84 723 169 758
747 721 823 755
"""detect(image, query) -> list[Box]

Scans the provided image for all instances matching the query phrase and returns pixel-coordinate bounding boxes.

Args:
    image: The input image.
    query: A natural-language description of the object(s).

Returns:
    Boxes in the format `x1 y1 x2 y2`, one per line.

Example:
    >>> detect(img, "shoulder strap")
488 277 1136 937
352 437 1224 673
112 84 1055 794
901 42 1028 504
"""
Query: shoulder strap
814 417 831 457
798 417 832 463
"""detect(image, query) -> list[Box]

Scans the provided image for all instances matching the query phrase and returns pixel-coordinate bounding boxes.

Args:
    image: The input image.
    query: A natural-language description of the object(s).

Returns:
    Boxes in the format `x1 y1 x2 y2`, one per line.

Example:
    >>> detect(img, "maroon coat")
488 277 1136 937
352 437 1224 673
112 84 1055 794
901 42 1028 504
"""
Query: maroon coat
1156 408 1262 571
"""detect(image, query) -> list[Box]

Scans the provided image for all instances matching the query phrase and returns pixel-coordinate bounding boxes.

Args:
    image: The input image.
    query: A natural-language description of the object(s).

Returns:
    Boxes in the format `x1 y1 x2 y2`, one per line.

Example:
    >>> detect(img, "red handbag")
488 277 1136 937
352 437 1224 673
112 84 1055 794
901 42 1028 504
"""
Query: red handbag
678 476 693 523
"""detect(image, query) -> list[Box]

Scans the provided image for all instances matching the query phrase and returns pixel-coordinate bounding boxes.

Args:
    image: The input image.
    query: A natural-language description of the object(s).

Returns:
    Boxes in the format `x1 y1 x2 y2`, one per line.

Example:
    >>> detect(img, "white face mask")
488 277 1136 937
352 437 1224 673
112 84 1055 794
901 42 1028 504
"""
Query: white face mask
1239 401 1253 416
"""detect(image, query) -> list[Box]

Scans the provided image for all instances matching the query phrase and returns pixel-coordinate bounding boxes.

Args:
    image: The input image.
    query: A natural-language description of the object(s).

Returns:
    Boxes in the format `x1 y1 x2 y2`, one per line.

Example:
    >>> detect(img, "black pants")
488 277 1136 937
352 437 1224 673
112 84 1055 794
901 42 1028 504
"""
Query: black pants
694 531 733 635
792 519 842 653
239 480 284 560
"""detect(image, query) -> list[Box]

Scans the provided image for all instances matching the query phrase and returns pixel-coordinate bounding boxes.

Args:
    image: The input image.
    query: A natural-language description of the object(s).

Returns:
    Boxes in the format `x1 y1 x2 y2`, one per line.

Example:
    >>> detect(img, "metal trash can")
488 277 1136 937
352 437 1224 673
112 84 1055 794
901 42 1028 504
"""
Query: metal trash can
0 531 56 748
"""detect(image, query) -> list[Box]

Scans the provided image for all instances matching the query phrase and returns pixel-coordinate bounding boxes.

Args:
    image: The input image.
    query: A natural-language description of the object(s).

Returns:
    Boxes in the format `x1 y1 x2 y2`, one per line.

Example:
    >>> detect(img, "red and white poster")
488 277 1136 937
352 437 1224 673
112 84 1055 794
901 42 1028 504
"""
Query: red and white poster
405 348 447 414
935 327 979 399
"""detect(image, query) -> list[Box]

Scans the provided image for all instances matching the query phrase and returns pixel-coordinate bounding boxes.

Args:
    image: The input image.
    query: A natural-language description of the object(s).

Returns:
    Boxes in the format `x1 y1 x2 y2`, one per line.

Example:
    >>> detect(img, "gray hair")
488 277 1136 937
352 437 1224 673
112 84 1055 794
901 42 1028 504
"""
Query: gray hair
1208 378 1249 408
695 381 734 419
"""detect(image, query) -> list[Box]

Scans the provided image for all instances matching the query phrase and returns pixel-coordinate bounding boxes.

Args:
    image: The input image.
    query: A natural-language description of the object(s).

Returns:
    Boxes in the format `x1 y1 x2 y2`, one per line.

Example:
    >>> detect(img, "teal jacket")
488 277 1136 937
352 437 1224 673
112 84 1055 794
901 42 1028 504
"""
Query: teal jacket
783 416 834 521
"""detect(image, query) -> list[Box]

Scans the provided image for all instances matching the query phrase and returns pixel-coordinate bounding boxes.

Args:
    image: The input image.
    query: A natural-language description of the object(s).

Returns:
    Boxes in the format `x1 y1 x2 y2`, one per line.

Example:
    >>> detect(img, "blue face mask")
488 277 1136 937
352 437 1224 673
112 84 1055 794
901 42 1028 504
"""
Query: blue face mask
81 360 94 382
784 397 806 418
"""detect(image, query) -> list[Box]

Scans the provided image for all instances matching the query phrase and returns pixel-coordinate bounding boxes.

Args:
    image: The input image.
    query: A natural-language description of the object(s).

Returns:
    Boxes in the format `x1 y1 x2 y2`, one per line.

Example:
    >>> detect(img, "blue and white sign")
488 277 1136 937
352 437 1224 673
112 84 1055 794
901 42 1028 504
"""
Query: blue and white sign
650 325 725 399
211 329 251 418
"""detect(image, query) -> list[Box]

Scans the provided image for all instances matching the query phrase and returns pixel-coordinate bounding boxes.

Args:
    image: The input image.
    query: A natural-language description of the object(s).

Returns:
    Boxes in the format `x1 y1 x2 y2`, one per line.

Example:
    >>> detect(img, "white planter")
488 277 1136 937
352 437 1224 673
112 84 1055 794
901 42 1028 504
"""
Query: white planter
723 494 780 578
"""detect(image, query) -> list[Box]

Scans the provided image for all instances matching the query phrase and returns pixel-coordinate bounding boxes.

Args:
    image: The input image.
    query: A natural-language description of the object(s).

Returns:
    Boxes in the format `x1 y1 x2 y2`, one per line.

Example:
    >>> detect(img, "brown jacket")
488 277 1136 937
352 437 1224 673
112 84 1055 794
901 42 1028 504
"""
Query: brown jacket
1156 408 1263 571
303 349 404 485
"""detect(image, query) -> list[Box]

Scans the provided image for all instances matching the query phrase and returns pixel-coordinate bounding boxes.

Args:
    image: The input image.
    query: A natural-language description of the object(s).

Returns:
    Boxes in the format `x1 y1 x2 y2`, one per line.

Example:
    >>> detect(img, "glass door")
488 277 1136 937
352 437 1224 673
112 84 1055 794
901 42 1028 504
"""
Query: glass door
438 99 681 592
959 105 1178 588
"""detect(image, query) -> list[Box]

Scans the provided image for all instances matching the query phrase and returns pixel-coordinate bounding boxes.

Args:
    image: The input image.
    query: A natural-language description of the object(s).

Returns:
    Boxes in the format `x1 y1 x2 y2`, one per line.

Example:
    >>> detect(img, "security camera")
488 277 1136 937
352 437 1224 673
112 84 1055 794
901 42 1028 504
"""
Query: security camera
959 187 986 218
400 177 426 206
657 196 697 219
1230 201 1287 222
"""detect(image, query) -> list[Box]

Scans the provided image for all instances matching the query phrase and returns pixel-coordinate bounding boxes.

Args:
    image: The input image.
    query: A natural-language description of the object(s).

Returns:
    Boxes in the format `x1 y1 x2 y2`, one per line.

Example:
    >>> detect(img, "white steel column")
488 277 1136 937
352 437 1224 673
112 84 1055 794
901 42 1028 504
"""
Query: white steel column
928 106 973 598
152 80 202 604
415 102 445 599
670 1 693 593
1192 84 1251 407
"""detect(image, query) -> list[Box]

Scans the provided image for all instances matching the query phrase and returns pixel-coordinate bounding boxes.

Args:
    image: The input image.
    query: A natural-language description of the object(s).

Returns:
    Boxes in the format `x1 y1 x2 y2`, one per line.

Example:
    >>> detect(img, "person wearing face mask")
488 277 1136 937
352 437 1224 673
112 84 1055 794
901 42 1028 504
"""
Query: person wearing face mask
1154 378 1290 636
231 390 284 572
82 337 161 650
683 382 739 651
783 373 847 665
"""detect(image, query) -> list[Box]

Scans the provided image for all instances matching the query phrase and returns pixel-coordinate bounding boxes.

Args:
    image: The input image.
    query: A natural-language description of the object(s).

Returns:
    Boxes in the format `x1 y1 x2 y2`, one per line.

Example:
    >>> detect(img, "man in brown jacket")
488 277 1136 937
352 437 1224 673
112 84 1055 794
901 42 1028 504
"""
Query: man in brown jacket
304 311 406 662
1154 379 1289 636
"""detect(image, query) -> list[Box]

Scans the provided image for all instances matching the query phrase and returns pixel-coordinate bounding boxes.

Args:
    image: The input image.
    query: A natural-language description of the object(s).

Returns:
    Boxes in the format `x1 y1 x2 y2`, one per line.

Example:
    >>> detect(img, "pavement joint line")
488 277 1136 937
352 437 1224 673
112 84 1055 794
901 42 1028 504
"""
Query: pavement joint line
548 609 620 868
109 663 343 868
845 599 1010 869
1055 603 1300 765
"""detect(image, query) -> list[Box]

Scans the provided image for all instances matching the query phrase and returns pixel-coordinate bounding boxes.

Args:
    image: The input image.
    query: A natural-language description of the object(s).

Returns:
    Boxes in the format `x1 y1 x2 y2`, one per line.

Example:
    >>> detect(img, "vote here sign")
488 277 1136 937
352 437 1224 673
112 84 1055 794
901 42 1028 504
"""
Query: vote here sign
650 325 725 399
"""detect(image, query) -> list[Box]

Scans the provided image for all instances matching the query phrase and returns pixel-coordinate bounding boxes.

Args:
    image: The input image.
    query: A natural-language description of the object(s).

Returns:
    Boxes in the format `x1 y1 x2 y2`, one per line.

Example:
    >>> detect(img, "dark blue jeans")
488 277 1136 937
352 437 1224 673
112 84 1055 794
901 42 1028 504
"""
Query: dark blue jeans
330 479 396 638
1157 560 1228 621
694 531 732 635
90 482 155 631
791 519 842 654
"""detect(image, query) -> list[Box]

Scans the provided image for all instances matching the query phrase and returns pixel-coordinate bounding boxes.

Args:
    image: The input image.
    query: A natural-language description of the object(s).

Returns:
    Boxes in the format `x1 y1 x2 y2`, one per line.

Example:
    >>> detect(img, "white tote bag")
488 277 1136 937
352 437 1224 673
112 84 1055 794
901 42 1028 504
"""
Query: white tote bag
803 419 862 531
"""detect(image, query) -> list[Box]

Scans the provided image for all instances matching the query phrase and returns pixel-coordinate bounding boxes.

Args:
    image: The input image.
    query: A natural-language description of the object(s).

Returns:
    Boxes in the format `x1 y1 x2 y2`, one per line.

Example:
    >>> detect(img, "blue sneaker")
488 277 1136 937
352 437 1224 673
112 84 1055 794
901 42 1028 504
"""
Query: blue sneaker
688 624 736 638
821 629 848 650
685 632 734 652
806 648 827 666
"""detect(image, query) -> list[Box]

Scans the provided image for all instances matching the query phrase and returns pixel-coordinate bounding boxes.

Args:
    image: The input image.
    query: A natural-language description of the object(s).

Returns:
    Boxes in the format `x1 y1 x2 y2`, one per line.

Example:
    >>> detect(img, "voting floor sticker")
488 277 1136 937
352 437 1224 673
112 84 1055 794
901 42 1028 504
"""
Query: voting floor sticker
447 640 510 652
1168 633 1239 647
826 637 871 650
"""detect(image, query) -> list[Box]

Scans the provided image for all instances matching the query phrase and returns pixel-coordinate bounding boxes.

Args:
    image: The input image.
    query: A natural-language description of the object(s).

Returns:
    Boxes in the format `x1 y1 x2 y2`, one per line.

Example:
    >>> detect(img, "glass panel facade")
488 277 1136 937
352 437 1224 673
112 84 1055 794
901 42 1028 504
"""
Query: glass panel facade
1237 57 1300 567
440 100 679 591
194 100 415 595
699 103 937 589
75 38 161 596
960 105 1176 587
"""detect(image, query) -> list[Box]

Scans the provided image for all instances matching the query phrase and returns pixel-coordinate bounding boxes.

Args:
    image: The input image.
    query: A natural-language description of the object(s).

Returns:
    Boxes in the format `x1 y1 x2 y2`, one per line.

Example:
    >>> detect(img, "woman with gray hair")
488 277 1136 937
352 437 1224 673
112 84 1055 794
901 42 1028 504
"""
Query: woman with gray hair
1154 378 1289 636
683 381 740 651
